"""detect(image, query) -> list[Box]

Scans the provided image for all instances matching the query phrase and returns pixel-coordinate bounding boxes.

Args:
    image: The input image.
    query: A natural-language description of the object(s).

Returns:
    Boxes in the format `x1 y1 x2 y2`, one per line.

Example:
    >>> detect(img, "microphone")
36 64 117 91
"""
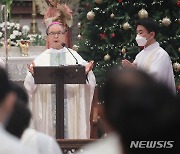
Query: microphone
61 43 79 65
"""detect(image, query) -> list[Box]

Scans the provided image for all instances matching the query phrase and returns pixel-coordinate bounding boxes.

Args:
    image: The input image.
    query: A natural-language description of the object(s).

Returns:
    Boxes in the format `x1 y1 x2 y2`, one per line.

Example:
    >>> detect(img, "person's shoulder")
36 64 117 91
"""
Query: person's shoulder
158 46 168 54
36 130 54 141
157 47 170 59
34 131 62 153
0 128 27 153
64 48 81 57
38 48 50 56
135 49 143 60
76 134 122 154
0 127 20 143
34 49 50 62
24 128 54 143
22 128 61 153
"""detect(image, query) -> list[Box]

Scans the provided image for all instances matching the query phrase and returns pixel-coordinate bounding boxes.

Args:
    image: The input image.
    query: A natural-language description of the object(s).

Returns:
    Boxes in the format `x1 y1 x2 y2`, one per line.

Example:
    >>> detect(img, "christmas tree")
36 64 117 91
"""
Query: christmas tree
77 0 180 97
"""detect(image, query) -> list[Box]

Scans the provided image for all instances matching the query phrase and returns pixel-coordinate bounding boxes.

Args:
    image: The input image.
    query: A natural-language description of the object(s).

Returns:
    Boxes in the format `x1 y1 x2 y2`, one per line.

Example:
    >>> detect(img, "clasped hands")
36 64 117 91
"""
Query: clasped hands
122 59 136 68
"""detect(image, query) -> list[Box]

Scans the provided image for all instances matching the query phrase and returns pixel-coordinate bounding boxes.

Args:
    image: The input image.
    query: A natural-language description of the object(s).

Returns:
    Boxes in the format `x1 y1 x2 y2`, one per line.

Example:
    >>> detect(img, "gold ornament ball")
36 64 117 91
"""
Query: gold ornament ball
77 34 82 39
162 17 171 27
110 13 115 18
94 0 103 4
173 62 180 72
123 22 130 30
72 45 79 51
121 48 126 54
178 47 180 53
138 9 148 19
87 11 95 20
104 54 111 61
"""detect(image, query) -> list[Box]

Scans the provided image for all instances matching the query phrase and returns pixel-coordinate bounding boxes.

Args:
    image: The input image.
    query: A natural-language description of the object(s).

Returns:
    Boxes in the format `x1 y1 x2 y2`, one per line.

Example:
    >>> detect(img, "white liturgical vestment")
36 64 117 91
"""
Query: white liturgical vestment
24 47 96 138
75 133 123 154
0 124 32 154
21 128 62 154
133 42 176 94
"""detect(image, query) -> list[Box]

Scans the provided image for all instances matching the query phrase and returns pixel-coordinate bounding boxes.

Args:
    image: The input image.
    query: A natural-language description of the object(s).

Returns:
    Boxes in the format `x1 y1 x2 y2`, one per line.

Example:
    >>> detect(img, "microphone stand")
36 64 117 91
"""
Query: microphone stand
61 43 79 65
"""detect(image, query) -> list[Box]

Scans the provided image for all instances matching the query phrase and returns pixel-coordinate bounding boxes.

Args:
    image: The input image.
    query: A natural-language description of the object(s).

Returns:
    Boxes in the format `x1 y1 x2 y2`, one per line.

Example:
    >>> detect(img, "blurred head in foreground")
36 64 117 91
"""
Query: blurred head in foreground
5 83 31 138
103 68 180 154
0 68 16 125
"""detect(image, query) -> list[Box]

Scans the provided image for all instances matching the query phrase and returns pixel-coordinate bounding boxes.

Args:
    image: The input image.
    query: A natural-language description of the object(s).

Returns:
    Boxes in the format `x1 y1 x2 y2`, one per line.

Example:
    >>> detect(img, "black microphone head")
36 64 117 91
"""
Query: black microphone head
61 42 66 47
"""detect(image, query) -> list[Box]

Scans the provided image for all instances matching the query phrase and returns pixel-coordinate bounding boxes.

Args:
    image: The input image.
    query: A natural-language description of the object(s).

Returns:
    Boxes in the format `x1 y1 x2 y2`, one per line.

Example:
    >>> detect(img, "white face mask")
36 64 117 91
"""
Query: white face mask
135 34 147 46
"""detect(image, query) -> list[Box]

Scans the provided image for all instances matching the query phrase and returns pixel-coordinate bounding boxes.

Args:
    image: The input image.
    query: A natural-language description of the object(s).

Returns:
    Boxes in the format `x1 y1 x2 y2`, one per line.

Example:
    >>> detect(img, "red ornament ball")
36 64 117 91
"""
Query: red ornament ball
177 0 180 7
85 3 91 9
118 0 123 2
99 33 106 40
111 33 116 38
177 85 180 92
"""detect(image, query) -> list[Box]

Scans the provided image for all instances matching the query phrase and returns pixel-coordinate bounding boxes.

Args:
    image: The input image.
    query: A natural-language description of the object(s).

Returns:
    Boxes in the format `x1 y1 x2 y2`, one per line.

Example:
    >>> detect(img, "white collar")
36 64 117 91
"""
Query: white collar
144 42 160 52
50 48 67 53
49 48 61 53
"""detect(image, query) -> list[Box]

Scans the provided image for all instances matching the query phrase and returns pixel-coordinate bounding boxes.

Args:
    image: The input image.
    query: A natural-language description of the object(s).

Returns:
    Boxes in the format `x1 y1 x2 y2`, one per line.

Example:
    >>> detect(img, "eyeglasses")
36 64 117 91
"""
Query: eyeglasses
48 31 65 36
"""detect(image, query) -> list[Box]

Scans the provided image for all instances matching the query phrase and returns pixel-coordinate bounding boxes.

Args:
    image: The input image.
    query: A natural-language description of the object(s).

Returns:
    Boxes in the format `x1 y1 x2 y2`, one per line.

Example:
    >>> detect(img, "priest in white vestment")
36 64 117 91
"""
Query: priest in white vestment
122 18 176 94
24 22 96 138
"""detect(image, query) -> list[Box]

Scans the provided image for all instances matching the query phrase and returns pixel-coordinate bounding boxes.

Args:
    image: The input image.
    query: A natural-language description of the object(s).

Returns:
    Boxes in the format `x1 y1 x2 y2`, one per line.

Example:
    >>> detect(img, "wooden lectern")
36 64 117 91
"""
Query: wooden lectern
34 65 86 139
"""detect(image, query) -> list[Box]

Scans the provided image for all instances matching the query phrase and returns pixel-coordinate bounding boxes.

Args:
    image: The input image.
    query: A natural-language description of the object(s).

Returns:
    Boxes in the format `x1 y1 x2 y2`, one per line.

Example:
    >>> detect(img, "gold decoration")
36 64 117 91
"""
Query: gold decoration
178 47 180 53
30 0 41 34
6 39 11 50
173 62 180 72
87 11 95 20
72 44 79 51
121 48 126 54
162 17 171 27
104 54 111 61
95 0 103 4
123 22 130 30
110 13 115 18
19 40 30 57
138 9 148 19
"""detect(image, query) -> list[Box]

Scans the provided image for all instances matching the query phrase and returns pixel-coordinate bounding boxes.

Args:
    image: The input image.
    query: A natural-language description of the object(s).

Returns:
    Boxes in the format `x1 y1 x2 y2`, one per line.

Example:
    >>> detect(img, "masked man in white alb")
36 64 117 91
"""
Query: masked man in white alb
122 18 176 94
24 22 96 139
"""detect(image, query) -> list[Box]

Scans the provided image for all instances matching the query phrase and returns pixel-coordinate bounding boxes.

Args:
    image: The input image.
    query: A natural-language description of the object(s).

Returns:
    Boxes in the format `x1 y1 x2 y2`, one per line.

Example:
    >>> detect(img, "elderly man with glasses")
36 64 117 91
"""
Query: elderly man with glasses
24 22 96 139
